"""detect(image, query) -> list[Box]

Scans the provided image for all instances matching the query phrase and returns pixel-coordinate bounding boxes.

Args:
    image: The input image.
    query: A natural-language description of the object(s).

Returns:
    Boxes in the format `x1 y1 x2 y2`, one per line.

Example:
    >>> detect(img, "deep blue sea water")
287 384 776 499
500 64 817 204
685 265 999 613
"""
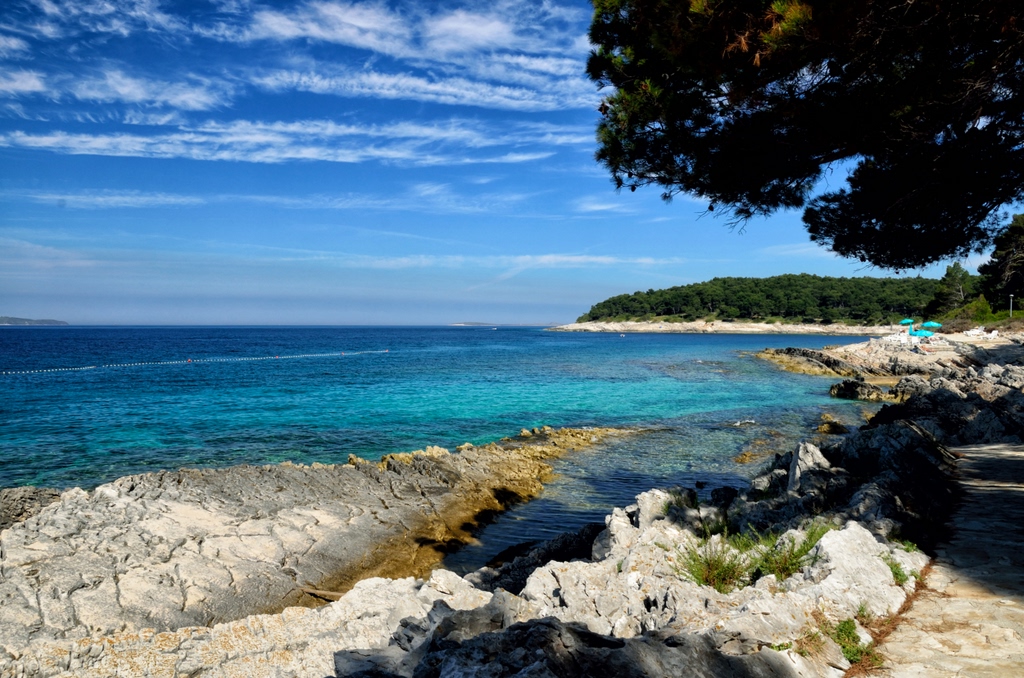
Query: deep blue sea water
0 326 872 570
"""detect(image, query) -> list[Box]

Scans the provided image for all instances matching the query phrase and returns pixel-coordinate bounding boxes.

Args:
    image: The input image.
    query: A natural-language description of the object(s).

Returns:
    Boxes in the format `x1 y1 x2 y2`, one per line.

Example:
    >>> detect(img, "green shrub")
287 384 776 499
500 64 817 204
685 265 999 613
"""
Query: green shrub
893 538 918 552
675 539 749 593
833 619 868 663
884 556 909 586
754 521 834 582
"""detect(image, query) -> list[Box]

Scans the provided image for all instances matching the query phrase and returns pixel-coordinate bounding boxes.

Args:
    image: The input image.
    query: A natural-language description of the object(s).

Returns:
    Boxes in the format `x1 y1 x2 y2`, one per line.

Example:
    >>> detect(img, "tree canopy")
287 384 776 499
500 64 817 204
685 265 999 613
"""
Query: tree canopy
924 262 978 318
577 274 939 323
979 213 1024 309
587 0 1024 269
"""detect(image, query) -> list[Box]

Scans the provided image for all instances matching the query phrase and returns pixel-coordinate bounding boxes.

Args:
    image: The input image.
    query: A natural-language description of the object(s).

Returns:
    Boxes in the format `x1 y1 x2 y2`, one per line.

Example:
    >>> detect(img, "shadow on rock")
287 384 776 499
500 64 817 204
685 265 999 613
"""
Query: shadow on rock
334 612 816 678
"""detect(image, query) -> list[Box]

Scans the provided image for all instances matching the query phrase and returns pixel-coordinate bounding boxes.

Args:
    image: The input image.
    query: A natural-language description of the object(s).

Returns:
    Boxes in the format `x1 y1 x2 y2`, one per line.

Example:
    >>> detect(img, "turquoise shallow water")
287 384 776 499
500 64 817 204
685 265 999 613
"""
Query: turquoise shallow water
0 326 871 569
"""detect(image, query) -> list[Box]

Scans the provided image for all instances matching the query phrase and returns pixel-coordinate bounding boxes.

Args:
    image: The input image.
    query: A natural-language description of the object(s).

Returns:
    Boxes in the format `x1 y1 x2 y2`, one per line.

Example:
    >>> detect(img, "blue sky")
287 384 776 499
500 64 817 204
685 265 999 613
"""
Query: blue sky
0 0 964 325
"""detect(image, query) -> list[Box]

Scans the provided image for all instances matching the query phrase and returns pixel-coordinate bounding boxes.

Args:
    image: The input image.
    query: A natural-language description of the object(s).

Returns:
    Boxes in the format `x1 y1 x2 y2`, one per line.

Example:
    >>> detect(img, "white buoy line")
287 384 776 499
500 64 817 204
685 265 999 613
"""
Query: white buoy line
1 350 390 376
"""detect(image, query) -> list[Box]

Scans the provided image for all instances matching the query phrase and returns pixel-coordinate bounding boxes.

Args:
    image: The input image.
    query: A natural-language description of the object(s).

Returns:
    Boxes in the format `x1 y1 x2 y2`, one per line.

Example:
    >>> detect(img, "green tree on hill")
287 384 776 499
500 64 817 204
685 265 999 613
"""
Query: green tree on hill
979 214 1024 310
587 0 1024 269
577 275 938 323
924 263 978 318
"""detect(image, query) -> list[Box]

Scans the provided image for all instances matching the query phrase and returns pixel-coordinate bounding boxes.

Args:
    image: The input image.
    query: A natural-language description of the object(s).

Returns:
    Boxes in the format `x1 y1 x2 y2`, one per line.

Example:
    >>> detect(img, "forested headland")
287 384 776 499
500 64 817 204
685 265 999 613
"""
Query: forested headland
577 275 939 324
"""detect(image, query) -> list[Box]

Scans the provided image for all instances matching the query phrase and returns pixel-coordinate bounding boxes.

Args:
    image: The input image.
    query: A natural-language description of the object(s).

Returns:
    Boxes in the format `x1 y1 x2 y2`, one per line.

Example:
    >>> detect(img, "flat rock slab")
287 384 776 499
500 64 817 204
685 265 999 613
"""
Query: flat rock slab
0 428 620 659
878 444 1024 676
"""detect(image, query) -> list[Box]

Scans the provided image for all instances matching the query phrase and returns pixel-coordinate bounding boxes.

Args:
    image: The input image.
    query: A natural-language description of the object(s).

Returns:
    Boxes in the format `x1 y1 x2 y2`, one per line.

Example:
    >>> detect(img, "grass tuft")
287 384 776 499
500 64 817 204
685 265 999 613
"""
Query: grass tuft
794 630 824 657
753 521 834 582
675 538 749 593
884 555 909 586
893 538 919 552
671 521 837 593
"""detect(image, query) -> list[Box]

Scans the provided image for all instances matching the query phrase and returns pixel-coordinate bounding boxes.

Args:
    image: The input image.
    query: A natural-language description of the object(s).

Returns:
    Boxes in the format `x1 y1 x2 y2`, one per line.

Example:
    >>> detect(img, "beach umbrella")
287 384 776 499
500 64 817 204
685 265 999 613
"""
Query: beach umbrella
909 329 935 337
921 321 942 328
899 318 915 325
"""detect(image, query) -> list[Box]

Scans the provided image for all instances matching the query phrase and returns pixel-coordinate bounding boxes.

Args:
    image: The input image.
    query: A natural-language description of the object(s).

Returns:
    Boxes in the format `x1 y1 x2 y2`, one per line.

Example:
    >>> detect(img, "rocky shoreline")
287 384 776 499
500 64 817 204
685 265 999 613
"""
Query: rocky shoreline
3 335 1023 677
550 321 894 335
0 428 623 674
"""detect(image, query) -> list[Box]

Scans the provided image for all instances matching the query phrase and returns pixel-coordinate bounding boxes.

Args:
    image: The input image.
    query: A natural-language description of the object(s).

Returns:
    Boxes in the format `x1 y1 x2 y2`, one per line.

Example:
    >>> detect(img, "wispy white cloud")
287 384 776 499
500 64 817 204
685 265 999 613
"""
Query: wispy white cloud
0 70 46 95
0 115 583 164
245 1 410 53
231 250 688 271
423 10 519 54
220 1 597 110
22 190 206 208
122 110 187 126
0 34 30 56
0 236 97 269
7 183 534 215
573 196 634 214
759 242 840 259
253 67 595 111
961 253 989 273
24 0 185 38
70 70 231 110
4 0 599 118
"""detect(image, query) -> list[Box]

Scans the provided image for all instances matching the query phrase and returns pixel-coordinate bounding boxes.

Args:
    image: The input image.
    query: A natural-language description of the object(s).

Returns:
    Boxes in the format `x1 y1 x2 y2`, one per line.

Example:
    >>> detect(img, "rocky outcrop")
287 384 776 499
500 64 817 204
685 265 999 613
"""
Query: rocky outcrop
0 428 622 662
0 486 60 531
1 425 934 678
0 570 493 678
328 500 924 678
756 347 886 377
336 616 838 678
829 379 894 402
762 333 1024 382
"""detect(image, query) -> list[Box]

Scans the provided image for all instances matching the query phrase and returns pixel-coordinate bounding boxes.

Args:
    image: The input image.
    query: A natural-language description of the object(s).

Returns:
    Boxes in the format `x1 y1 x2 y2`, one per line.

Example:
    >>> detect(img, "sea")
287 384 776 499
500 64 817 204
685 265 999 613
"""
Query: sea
0 326 874 572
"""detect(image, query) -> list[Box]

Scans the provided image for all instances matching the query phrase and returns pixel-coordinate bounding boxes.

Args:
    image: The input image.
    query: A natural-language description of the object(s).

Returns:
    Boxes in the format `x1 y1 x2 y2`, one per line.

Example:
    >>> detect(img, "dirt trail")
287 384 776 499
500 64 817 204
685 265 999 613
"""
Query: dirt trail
877 443 1024 676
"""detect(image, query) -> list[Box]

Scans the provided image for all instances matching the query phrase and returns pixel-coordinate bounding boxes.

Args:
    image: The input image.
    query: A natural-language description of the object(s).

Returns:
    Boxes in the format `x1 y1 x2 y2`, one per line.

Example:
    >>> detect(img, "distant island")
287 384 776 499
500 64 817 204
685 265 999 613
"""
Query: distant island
0 316 68 326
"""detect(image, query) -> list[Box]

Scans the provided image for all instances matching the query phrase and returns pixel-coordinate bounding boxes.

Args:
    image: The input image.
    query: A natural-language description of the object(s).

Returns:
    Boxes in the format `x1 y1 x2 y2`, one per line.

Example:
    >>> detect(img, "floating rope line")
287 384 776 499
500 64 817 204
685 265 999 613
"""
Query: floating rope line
1 350 389 376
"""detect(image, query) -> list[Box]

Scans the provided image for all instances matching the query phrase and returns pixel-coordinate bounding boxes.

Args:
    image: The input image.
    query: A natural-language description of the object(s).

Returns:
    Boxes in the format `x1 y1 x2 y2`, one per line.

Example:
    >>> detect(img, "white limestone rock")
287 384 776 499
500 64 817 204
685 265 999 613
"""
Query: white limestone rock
788 442 831 493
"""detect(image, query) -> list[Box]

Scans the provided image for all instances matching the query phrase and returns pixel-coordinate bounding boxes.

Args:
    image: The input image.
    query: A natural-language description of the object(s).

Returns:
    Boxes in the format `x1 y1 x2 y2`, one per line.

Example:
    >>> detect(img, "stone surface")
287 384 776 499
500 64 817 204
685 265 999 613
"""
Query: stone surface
877 444 1024 677
0 428 622 662
337 617 839 678
0 486 60 532
829 379 892 402
0 571 492 678
787 442 831 493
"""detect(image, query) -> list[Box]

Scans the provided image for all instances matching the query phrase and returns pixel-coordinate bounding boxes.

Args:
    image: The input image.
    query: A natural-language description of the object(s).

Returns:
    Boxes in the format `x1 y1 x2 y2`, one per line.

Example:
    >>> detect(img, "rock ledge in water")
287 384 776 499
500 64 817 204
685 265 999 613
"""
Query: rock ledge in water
0 427 621 659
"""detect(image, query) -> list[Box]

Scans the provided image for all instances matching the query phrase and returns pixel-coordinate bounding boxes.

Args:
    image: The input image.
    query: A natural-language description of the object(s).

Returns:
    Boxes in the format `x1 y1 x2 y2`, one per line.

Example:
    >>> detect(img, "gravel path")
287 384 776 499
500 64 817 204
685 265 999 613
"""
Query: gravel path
877 443 1024 676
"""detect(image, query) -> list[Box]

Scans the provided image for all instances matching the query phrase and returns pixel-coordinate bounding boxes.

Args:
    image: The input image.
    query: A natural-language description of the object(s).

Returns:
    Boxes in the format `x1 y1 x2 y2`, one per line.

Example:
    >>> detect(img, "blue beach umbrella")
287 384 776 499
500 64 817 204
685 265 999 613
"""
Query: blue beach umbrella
921 321 942 328
899 318 915 325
